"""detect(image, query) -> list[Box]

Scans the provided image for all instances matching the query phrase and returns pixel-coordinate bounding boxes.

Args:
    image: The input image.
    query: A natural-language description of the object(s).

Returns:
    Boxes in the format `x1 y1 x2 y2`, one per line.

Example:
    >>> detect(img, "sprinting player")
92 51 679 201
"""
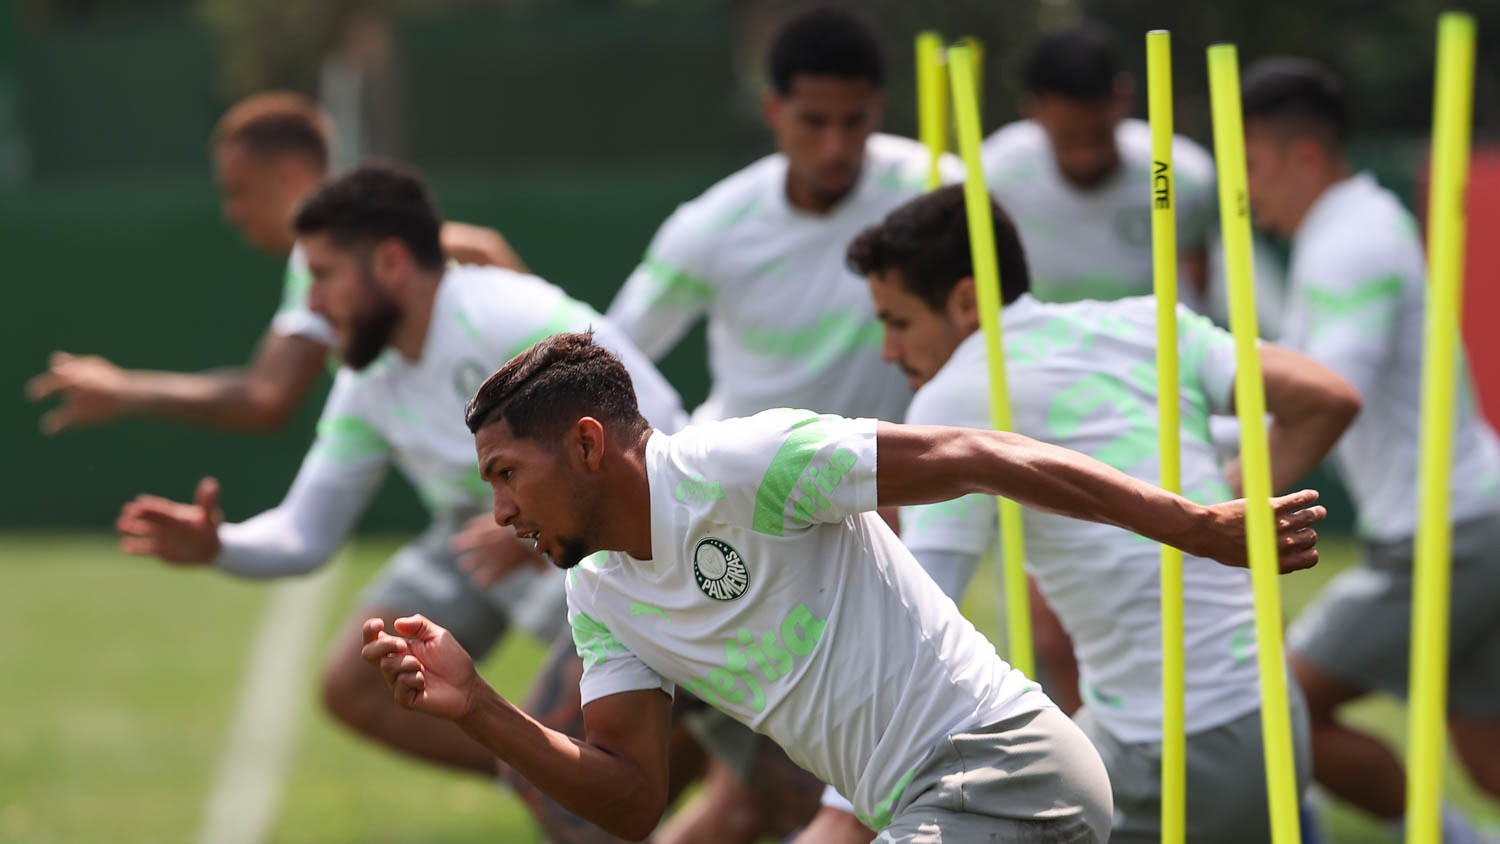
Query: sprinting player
606 5 958 425
802 184 1357 843
605 8 961 836
1243 58 1500 841
981 21 1217 307
27 91 523 434
114 165 687 841
360 330 1329 843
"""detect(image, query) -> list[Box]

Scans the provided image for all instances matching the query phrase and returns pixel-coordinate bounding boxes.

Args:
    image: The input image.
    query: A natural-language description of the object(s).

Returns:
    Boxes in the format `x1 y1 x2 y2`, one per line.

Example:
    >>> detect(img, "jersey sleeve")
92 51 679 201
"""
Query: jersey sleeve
567 576 674 706
269 244 336 346
696 409 879 536
1284 247 1409 403
1178 306 1239 416
605 205 718 361
214 371 388 577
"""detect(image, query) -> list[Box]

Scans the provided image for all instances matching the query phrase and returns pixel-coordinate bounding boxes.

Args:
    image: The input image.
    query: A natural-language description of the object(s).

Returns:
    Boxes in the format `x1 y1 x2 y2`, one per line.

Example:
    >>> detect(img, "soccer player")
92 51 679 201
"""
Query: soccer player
980 21 1217 307
808 184 1358 842
114 165 687 839
26 91 524 434
605 8 960 836
1243 58 1500 840
606 5 958 425
359 330 1328 843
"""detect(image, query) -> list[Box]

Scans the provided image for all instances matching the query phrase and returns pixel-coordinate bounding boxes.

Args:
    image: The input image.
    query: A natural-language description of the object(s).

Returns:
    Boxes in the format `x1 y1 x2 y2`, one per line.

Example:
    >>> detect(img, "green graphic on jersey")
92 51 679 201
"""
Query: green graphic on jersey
693 537 749 601
1230 621 1256 667
639 256 715 311
453 359 488 401
679 603 825 715
311 414 388 463
1086 682 1126 709
571 612 628 669
278 258 313 314
629 602 670 623
1302 273 1404 337
857 766 919 830
740 309 884 371
751 414 831 536
675 474 725 502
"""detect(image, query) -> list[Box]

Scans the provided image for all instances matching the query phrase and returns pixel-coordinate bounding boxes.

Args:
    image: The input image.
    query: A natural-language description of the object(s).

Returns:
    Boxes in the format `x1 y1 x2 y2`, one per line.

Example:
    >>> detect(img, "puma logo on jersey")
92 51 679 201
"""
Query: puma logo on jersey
787 447 857 524
675 474 725 502
680 603 826 715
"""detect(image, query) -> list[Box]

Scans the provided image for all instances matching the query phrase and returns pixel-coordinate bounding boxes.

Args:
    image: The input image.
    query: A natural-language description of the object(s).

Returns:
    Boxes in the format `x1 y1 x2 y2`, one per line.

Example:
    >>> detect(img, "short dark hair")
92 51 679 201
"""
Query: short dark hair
1242 57 1351 146
213 91 330 172
465 332 648 443
768 5 884 95
293 162 445 271
1022 21 1121 101
846 185 1030 310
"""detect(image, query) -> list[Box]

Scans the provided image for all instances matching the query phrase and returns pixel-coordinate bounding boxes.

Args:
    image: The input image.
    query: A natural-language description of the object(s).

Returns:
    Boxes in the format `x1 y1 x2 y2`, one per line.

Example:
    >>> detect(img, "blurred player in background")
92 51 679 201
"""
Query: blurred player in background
113 164 689 843
1244 57 1500 842
605 7 961 839
806 184 1357 842
26 91 524 435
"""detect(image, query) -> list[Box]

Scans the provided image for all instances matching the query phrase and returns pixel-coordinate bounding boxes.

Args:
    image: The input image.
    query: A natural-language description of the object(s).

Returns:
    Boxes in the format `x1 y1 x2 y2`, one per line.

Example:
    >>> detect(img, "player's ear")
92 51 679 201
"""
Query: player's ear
371 238 406 290
760 90 782 133
947 277 980 333
573 417 607 471
1111 73 1135 118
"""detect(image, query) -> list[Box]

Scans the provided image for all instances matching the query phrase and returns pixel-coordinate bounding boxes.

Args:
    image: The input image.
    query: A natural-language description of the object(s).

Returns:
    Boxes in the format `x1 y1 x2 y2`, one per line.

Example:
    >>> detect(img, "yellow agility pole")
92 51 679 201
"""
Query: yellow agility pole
948 43 1033 677
916 31 948 190
957 35 985 105
1206 43 1302 844
1406 13 1477 844
1147 29 1186 844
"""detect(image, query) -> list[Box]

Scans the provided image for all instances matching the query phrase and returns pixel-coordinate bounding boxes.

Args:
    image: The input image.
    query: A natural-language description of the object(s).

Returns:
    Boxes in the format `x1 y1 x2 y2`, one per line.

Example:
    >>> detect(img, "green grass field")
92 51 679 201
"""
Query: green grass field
2 533 1495 842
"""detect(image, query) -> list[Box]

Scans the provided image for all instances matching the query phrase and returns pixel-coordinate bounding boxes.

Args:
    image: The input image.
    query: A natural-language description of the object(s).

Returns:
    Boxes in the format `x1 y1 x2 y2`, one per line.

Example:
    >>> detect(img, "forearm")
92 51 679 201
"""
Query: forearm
213 509 334 579
458 685 667 841
117 368 285 429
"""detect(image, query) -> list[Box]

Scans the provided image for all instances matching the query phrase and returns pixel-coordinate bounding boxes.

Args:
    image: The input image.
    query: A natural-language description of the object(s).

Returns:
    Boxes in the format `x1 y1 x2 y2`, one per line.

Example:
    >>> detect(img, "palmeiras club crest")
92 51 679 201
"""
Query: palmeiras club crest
693 537 749 601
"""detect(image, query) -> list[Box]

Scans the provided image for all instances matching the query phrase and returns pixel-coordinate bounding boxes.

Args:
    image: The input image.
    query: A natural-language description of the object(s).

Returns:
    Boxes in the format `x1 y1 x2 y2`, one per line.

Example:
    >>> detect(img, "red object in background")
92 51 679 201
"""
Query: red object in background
1420 145 1500 432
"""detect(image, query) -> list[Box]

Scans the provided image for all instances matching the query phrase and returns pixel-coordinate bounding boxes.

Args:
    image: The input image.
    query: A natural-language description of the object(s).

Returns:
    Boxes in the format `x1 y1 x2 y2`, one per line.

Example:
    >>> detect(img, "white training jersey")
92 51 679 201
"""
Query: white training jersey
565 410 1047 830
269 242 337 345
901 295 1262 743
607 133 963 423
1282 172 1500 541
214 264 687 578
982 118 1216 305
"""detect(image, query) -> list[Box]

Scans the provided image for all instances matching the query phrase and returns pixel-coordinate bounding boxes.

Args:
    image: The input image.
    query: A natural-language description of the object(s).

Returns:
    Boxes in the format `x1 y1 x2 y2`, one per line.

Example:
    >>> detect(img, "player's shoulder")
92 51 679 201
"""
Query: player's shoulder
661 152 781 236
982 119 1047 160
1113 119 1214 179
1295 174 1423 282
442 263 565 315
861 133 943 192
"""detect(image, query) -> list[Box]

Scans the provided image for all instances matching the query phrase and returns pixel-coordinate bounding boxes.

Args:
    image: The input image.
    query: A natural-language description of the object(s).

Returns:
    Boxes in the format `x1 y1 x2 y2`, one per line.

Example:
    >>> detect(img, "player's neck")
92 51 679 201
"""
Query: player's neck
1287 161 1355 235
784 172 855 215
599 429 656 560
389 270 443 361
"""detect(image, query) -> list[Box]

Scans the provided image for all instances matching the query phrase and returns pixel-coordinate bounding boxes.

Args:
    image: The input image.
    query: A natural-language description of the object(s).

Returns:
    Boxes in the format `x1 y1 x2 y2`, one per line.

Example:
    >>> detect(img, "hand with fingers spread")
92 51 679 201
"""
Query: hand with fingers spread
1193 488 1326 572
360 615 481 720
116 477 224 564
451 515 548 589
26 351 132 434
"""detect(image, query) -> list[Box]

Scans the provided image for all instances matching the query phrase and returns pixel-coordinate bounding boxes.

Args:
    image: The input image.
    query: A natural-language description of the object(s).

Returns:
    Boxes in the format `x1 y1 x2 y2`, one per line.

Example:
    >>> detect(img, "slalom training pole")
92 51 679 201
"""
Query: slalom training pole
1147 29 1186 844
1406 13 1477 843
1206 42 1302 844
947 43 1033 677
916 31 948 191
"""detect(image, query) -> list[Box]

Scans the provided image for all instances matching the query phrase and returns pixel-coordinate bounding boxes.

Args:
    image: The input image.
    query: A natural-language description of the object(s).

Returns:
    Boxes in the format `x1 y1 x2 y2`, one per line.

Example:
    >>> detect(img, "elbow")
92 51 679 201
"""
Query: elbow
244 390 300 430
1327 379 1363 432
610 789 667 841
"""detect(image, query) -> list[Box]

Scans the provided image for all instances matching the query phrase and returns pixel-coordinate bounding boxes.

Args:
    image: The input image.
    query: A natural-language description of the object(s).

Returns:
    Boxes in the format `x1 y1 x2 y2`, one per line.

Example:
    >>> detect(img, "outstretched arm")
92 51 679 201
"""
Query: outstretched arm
363 616 672 841
27 330 326 433
875 421 1324 570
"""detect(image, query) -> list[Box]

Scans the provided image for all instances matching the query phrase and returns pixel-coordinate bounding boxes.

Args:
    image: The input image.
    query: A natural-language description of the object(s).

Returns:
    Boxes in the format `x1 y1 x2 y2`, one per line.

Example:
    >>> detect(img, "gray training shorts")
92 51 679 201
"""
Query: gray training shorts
875 706 1113 843
1288 511 1500 718
1075 678 1312 843
360 517 568 658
